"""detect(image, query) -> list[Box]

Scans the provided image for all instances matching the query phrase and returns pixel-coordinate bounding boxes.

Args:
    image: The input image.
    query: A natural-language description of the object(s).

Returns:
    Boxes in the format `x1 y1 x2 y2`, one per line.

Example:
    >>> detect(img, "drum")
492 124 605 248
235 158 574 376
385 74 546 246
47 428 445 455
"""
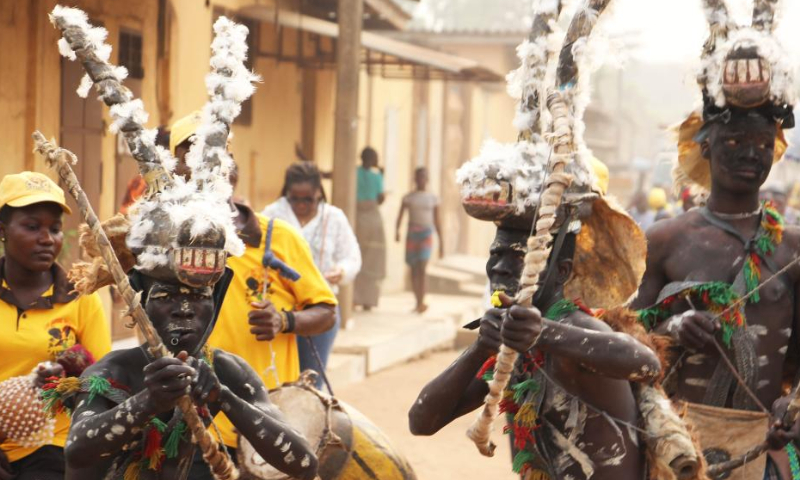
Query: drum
239 374 416 480
0 374 55 448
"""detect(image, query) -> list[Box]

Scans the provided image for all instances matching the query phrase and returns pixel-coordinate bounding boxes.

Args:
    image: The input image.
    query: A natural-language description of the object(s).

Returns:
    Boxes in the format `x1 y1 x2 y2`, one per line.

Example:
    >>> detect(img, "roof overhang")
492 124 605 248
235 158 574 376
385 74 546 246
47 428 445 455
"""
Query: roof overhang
237 6 503 82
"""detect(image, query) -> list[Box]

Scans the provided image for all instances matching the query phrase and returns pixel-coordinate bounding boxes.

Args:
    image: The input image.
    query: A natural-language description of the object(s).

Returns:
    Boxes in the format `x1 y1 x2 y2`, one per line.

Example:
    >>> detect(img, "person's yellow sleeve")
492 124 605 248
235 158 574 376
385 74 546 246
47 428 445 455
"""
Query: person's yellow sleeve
76 292 112 360
274 220 338 310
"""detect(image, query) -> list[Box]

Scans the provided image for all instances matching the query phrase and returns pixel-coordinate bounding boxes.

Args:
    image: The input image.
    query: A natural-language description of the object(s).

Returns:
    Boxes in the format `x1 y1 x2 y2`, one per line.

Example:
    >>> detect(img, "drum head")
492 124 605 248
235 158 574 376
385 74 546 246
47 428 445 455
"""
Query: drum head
238 385 328 479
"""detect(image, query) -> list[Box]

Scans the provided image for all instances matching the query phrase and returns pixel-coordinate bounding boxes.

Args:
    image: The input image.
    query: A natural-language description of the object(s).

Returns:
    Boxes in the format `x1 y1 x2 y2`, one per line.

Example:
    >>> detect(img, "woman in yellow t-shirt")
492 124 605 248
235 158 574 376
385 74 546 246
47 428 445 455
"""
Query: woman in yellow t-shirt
0 172 111 480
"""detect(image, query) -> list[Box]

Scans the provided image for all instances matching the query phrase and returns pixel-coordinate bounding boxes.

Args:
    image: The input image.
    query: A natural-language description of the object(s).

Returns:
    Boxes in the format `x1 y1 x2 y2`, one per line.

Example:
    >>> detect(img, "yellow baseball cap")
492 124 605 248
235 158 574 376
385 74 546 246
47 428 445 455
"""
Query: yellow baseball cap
169 111 202 154
0 172 72 214
648 187 668 210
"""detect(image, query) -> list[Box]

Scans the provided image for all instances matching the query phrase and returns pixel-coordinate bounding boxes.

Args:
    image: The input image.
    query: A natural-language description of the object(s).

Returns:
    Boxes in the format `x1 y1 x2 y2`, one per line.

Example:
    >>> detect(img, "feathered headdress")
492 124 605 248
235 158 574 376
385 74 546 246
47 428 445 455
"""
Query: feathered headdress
455 0 645 310
675 0 796 192
50 7 258 291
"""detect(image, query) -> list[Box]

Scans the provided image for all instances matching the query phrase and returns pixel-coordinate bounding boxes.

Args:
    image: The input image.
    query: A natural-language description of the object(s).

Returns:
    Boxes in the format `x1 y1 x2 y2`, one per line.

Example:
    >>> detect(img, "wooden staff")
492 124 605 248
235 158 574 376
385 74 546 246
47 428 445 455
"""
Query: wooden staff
33 132 239 480
466 0 612 457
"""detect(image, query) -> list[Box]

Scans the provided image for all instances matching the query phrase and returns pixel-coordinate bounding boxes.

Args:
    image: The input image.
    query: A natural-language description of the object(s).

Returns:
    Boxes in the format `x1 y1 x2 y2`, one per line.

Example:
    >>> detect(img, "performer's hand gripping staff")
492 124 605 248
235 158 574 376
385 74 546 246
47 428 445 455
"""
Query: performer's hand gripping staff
466 0 613 457
32 134 240 480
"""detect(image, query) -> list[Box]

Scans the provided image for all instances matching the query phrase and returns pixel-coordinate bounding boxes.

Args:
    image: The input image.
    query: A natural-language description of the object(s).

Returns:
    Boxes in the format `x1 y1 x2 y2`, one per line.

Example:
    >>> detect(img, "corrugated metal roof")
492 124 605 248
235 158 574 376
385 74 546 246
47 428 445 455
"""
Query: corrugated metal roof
404 0 535 34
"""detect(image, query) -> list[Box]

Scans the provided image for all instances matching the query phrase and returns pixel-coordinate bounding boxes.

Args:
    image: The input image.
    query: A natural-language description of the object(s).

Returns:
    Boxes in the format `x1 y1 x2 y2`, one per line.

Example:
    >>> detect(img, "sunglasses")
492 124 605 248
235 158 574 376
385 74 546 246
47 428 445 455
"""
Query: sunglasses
287 196 319 205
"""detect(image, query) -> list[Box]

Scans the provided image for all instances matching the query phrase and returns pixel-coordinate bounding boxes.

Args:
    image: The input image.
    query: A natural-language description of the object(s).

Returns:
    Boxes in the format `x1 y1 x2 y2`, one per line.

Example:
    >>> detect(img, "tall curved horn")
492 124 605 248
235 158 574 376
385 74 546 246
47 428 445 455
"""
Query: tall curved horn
752 0 780 32
185 16 260 197
49 6 174 199
466 0 612 458
515 0 563 141
701 0 733 55
556 0 612 88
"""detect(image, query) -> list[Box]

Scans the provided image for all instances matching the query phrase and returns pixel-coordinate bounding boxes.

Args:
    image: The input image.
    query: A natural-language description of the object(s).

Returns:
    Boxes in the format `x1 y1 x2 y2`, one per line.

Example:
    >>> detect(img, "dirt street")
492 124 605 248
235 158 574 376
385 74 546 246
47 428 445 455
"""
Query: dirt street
336 350 518 480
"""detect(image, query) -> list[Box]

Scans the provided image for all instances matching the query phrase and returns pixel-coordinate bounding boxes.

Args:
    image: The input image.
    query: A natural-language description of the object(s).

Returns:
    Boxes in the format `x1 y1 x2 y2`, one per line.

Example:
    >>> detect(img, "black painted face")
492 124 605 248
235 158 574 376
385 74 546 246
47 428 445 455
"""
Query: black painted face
703 113 776 194
142 277 215 355
486 228 528 296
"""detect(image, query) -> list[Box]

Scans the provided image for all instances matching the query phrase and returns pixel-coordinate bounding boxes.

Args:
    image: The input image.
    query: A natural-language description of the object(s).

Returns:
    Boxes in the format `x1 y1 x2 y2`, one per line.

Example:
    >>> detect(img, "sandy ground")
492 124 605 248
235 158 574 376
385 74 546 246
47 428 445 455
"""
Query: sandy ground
336 350 518 480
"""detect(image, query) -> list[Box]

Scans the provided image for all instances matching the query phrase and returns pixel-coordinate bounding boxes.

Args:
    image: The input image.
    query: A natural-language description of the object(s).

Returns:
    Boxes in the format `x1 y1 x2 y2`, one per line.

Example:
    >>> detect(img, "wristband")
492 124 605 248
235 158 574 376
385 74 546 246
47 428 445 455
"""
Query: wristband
282 310 296 333
279 313 288 333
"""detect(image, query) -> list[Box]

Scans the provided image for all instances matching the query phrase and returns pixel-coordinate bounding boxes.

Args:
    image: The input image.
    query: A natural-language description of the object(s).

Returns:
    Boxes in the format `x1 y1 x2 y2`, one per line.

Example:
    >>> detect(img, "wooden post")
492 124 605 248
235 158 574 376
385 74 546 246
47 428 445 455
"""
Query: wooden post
331 0 363 325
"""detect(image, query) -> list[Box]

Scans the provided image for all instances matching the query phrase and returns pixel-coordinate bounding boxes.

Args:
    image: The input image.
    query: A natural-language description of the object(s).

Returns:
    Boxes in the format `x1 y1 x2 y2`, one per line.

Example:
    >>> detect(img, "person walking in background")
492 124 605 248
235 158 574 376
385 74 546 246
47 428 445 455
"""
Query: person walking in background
396 167 443 314
354 147 386 311
263 162 361 385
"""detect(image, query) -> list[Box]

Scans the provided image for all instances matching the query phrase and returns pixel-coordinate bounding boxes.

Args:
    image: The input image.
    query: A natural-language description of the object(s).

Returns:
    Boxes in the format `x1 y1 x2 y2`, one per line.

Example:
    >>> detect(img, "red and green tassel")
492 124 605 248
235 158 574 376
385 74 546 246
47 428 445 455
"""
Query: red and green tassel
143 418 168 470
744 201 784 303
636 281 745 347
85 375 111 404
476 356 497 382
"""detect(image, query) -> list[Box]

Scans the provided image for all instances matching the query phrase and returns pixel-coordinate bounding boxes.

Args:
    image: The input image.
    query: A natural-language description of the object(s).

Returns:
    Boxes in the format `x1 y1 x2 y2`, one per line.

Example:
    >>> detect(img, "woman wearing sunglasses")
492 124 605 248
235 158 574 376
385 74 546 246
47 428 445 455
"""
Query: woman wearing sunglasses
262 162 361 387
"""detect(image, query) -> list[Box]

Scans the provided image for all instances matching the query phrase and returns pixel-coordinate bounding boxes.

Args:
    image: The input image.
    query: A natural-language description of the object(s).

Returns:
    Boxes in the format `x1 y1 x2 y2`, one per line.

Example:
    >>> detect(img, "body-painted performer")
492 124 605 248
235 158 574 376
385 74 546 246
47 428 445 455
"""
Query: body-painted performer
410 2 703 478
409 215 660 479
42 7 320 480
167 113 337 470
631 1 800 477
0 172 111 480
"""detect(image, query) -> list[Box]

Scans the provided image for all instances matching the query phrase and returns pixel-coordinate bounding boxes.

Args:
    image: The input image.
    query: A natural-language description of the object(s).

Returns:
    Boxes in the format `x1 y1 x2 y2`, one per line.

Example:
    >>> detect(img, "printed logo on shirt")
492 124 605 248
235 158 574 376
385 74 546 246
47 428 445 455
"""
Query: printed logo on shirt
245 269 272 303
46 318 77 357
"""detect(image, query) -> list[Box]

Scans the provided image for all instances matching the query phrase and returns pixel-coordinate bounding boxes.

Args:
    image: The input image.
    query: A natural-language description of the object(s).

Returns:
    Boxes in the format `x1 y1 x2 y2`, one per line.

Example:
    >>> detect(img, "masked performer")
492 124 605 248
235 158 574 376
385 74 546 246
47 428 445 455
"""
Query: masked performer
631 1 800 477
40 7 319 480
408 1 705 478
168 113 337 468
0 171 111 480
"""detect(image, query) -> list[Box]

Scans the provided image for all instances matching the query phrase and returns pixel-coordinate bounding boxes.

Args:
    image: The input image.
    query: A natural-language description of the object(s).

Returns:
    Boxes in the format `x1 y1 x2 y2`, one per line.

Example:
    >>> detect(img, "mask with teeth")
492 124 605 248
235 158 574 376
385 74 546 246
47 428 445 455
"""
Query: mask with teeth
698 0 796 118
720 46 771 109
675 0 796 194
130 204 228 288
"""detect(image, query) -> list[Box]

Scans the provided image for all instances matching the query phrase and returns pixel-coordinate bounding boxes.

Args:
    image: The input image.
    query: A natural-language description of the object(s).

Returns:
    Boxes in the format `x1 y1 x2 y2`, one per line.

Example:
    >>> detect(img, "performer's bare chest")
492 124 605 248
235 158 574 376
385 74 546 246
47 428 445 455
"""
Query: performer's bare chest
664 227 796 405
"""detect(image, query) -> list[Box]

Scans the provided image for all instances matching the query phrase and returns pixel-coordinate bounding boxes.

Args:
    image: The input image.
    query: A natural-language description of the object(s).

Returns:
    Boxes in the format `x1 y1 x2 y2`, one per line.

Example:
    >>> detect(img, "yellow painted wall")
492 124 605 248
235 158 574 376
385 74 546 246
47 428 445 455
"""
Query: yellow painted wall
1 0 520 308
0 0 35 181
356 73 414 294
441 44 519 260
0 0 161 334
167 0 303 211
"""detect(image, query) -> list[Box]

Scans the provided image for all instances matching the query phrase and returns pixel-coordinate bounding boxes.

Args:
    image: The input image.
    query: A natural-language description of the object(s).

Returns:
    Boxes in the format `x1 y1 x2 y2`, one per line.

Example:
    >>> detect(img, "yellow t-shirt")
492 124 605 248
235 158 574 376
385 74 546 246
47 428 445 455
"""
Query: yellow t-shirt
0 281 111 462
209 213 337 447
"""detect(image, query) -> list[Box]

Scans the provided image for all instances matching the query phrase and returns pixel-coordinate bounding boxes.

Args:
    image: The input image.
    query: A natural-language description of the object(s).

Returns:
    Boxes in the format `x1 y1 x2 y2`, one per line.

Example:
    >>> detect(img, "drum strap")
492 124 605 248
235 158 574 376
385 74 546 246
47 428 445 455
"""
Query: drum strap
304 335 336 396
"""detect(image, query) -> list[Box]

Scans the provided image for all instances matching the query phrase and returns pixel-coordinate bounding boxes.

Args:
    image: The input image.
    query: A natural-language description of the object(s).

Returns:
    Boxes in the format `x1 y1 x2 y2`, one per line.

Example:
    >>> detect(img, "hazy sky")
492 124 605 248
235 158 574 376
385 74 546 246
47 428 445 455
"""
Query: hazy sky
605 0 800 64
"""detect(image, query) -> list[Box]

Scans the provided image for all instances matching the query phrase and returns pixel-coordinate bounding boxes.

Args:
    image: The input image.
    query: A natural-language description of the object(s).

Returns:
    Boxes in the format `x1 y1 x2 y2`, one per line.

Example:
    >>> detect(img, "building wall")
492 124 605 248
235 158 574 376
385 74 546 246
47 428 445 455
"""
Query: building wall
0 0 161 337
1 0 518 311
434 43 519 261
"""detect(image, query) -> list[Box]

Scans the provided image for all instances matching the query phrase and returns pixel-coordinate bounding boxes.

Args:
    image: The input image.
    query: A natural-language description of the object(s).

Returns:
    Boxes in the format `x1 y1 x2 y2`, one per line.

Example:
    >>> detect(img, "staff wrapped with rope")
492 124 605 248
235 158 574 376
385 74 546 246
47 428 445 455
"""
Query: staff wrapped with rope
50 5 174 199
466 0 612 457
32 133 239 480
